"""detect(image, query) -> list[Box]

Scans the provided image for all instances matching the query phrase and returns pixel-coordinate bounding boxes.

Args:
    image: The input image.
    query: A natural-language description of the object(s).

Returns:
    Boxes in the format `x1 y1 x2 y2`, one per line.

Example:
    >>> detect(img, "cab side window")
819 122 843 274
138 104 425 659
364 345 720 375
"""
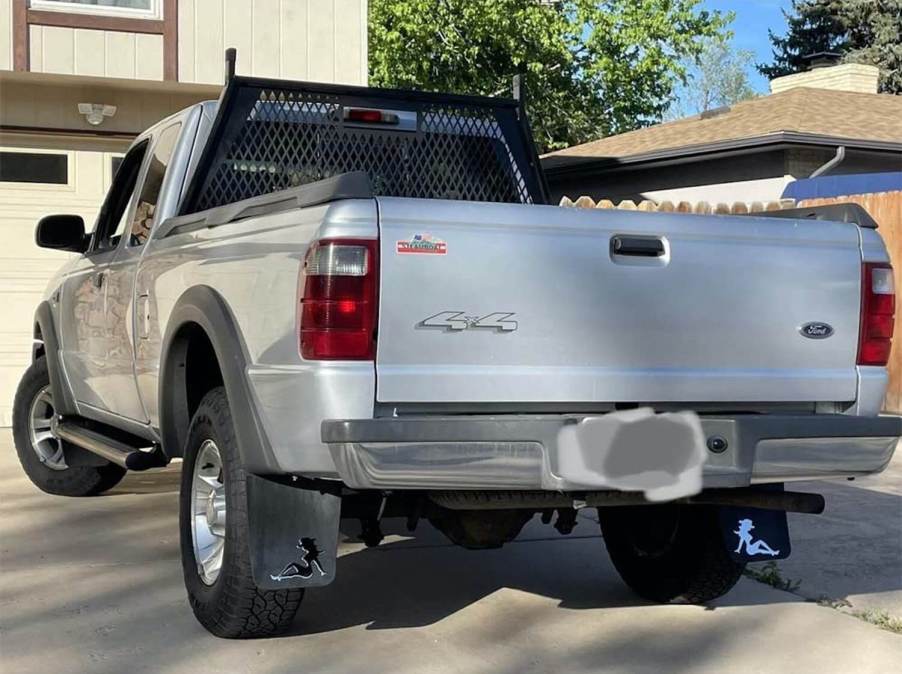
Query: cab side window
129 123 181 247
92 141 148 253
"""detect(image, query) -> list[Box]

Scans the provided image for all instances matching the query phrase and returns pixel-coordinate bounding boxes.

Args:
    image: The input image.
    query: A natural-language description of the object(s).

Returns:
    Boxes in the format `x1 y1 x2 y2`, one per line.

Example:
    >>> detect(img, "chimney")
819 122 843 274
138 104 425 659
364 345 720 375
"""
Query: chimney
770 61 880 95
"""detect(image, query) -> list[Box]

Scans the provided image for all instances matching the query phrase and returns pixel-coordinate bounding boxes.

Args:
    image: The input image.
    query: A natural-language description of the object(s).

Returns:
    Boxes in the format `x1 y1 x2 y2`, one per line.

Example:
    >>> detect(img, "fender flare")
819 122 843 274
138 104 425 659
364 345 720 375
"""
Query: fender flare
158 286 279 473
34 301 77 417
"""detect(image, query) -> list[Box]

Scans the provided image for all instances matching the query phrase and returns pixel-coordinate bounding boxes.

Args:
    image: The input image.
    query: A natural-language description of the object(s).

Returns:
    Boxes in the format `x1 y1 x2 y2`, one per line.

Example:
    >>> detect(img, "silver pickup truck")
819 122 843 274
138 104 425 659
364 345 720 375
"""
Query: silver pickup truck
12 71 901 638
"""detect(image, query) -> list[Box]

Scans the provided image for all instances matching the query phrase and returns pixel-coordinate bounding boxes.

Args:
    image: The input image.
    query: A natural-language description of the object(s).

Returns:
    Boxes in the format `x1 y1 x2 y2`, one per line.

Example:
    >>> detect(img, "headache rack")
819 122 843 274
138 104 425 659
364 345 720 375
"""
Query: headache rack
179 75 549 215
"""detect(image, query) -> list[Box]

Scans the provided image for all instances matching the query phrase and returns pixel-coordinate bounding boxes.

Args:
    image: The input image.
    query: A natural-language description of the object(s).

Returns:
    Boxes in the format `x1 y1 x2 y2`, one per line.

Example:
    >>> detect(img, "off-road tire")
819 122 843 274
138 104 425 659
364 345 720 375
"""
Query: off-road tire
179 387 303 638
599 504 745 604
12 357 126 496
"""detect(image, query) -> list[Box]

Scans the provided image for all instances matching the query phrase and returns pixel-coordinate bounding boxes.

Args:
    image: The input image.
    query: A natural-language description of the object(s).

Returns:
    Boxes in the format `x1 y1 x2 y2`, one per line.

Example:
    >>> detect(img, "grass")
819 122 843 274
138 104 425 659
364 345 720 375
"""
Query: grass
851 609 902 635
746 566 902 636
743 561 801 592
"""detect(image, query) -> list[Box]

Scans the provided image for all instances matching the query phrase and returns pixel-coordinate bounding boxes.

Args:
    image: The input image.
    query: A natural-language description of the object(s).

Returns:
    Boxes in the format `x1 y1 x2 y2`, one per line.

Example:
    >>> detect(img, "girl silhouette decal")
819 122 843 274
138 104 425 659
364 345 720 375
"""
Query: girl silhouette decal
734 518 780 557
270 538 327 581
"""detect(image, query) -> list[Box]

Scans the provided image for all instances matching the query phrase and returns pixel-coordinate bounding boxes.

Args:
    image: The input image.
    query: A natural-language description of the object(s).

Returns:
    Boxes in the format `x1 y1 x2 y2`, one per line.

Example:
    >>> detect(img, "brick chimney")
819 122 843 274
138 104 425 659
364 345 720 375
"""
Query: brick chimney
770 62 880 95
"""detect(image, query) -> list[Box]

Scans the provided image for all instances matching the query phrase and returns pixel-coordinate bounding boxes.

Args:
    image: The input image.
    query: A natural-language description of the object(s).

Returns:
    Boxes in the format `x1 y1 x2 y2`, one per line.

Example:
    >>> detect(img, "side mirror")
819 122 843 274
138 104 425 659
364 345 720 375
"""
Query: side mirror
35 214 88 253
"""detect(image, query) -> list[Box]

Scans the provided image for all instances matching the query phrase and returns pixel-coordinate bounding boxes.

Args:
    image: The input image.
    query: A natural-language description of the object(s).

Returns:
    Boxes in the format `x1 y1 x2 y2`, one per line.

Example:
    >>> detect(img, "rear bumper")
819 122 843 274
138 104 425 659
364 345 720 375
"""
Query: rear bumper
321 414 901 491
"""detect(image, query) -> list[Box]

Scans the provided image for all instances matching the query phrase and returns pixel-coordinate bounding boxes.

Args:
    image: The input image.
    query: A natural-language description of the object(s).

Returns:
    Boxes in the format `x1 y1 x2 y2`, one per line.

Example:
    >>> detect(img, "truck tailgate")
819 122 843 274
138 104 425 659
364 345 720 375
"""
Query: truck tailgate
375 198 862 405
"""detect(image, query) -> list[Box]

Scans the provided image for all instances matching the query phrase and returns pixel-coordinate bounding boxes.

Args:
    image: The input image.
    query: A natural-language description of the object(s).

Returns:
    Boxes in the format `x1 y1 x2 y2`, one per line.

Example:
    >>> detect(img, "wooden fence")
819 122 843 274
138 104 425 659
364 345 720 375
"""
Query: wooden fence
559 195 798 214
800 192 902 412
561 190 902 413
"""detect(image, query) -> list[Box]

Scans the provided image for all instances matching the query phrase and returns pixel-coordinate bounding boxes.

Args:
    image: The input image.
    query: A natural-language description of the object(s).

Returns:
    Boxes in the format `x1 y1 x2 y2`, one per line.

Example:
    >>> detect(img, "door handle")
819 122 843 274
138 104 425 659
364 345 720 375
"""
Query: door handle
137 293 150 339
610 235 665 257
92 271 105 288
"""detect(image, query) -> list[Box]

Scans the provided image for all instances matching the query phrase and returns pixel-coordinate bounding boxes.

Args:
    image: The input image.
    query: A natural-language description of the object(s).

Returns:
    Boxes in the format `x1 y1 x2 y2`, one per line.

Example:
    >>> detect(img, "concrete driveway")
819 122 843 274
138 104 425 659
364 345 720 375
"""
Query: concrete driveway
1 429 900 673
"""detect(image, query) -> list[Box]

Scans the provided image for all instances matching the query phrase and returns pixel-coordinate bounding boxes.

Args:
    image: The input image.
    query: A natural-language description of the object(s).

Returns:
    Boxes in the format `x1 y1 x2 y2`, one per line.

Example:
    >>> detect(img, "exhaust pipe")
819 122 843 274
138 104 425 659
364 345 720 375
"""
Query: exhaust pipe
430 488 825 515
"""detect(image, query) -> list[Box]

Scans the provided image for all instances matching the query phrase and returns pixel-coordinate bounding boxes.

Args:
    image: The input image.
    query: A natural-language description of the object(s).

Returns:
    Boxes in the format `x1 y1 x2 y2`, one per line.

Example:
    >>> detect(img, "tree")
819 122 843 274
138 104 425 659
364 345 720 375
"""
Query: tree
842 0 902 94
667 37 757 119
759 0 902 94
758 1 847 81
369 0 730 152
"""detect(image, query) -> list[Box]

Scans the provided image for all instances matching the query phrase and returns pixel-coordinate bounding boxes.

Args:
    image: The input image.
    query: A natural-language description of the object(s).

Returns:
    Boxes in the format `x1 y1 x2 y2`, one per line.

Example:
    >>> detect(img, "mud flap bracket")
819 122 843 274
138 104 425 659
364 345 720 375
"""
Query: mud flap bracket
246 474 341 590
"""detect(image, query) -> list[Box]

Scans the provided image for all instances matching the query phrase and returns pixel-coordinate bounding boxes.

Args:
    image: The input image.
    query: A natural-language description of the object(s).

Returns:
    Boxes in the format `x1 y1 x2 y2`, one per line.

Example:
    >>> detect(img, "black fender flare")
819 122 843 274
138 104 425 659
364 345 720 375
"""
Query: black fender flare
34 301 77 417
158 285 279 473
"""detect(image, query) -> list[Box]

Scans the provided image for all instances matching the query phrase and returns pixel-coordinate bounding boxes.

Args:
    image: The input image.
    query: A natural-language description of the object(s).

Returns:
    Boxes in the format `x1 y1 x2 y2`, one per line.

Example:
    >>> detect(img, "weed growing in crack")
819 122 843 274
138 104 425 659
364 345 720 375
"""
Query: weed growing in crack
743 561 801 592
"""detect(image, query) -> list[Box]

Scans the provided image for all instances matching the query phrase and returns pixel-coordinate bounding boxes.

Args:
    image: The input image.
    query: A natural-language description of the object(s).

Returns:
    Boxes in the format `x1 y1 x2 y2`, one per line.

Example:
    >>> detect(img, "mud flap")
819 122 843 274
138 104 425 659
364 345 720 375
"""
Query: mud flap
718 502 792 562
246 474 341 590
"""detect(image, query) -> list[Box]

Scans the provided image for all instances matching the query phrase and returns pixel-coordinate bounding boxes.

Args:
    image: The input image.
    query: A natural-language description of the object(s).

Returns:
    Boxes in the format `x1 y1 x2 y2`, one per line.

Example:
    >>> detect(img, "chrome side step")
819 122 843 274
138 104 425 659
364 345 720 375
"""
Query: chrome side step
55 422 167 471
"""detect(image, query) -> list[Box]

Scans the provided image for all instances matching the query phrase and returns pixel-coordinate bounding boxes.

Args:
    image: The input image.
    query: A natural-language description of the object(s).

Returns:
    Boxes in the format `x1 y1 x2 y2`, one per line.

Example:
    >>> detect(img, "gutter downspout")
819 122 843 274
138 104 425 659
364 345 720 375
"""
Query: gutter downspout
809 146 846 178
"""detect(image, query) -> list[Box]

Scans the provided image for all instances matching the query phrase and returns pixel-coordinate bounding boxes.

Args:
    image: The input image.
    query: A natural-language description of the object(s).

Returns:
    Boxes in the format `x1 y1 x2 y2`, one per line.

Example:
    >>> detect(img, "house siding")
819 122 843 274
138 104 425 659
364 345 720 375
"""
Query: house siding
178 0 367 85
0 0 11 71
28 25 164 80
547 148 902 206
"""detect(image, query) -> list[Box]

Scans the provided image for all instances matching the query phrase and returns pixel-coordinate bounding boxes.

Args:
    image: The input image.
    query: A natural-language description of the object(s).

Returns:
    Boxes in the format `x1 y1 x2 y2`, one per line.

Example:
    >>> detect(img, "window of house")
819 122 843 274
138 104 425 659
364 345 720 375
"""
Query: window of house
30 0 162 21
0 151 69 184
129 123 180 247
111 155 124 178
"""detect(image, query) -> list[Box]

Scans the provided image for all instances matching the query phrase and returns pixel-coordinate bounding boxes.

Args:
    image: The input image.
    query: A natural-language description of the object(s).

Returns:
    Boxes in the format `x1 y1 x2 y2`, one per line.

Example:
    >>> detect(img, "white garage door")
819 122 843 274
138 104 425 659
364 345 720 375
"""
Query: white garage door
0 144 120 426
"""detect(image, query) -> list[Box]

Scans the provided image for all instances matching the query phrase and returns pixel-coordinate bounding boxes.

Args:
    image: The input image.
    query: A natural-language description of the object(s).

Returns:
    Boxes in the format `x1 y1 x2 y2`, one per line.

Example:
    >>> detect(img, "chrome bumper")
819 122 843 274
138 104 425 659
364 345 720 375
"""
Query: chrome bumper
321 414 901 490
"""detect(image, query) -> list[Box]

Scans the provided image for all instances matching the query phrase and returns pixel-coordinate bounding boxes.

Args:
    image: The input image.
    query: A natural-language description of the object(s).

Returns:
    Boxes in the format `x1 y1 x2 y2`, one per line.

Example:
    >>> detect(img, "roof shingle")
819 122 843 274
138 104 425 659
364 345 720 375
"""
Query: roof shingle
543 88 902 165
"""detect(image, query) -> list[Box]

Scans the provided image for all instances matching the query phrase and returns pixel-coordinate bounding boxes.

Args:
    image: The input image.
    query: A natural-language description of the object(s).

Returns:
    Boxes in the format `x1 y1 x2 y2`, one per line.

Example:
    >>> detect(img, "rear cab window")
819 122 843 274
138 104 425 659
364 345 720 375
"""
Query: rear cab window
129 123 181 247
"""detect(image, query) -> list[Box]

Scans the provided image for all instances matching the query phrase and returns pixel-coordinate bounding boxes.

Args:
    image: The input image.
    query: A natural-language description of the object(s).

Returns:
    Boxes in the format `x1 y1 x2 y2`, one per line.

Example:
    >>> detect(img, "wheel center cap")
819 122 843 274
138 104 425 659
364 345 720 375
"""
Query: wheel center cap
205 488 226 530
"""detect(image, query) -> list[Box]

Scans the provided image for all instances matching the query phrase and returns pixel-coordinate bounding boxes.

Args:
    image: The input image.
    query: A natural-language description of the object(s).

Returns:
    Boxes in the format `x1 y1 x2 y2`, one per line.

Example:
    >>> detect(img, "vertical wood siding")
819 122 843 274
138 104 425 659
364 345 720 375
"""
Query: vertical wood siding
0 0 12 70
28 25 164 80
178 0 367 85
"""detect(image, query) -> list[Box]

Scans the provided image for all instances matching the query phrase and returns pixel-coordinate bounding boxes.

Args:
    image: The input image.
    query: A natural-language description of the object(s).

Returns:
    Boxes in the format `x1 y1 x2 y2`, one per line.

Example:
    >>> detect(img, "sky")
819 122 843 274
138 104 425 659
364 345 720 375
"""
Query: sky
700 0 792 92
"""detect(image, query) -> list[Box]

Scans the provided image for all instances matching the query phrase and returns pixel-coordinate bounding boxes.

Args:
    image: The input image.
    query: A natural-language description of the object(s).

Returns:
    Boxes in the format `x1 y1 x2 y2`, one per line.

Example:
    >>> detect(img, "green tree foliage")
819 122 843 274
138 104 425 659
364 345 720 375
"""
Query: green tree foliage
759 0 902 94
668 37 757 119
842 0 902 94
369 0 729 152
758 0 847 80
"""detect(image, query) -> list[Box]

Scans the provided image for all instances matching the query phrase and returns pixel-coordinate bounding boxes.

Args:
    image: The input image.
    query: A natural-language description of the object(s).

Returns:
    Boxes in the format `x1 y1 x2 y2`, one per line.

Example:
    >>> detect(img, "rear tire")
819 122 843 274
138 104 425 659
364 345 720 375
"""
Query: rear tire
599 504 745 604
179 387 303 638
12 357 126 496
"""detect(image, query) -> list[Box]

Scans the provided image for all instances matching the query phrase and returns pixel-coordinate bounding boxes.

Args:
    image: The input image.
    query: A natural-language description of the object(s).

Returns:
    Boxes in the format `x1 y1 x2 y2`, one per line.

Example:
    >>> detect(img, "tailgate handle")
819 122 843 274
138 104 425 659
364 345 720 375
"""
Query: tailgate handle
611 235 665 257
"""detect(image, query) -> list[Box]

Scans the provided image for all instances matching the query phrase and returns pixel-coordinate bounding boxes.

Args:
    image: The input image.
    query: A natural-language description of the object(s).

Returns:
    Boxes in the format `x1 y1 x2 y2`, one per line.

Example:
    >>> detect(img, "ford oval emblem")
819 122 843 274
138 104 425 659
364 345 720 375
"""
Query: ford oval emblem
800 322 834 339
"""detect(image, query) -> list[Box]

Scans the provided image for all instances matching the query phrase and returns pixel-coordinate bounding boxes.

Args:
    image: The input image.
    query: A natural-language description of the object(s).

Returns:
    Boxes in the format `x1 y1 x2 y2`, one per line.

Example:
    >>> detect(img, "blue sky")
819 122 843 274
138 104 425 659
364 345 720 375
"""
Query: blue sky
700 0 792 91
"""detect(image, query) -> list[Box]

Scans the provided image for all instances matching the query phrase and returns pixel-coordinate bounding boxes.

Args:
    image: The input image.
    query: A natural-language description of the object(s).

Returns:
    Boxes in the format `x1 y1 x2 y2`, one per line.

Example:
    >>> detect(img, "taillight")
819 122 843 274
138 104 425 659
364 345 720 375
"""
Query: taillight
857 262 895 366
343 108 400 124
300 239 378 360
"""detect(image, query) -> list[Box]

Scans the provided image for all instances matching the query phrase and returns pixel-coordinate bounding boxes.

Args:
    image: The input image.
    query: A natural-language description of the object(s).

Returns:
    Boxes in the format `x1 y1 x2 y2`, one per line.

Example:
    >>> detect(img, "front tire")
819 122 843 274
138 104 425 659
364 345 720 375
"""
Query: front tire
179 387 303 638
599 504 745 604
12 357 126 496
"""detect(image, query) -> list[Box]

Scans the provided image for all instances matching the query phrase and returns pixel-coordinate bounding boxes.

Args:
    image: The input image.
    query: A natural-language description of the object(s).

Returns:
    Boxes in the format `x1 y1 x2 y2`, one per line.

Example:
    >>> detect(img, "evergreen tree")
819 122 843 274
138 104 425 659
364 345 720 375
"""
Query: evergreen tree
759 0 902 94
758 0 847 80
842 0 902 94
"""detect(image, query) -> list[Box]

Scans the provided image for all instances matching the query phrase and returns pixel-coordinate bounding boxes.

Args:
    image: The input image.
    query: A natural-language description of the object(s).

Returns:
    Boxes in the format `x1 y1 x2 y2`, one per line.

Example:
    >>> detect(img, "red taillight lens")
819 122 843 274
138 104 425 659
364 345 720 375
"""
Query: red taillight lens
300 239 378 360
343 108 399 124
857 262 895 366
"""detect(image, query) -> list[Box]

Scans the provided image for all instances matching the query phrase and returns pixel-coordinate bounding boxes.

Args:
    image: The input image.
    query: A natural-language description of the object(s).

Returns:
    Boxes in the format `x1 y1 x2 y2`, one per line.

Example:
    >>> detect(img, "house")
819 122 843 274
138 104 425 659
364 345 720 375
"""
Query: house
0 0 368 425
541 63 902 206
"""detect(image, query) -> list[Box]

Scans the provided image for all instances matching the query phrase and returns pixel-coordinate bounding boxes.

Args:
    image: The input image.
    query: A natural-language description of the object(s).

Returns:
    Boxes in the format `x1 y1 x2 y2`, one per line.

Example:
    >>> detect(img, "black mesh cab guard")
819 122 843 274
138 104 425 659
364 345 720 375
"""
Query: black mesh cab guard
179 76 549 215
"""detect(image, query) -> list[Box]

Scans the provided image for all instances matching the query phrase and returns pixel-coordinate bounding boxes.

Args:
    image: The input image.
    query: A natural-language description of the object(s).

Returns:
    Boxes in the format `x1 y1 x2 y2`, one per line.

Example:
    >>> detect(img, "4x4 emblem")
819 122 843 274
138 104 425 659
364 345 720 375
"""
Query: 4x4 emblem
419 311 518 332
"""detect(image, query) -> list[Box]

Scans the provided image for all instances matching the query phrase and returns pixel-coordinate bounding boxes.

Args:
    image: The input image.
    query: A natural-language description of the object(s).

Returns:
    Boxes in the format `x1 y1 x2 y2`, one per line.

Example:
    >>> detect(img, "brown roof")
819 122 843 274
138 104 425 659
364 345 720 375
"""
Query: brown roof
542 88 902 169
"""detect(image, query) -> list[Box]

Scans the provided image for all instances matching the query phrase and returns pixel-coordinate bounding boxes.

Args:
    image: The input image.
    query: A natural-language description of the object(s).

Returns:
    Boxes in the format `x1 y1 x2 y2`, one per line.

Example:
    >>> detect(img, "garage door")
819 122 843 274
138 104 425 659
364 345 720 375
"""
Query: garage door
0 144 119 426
